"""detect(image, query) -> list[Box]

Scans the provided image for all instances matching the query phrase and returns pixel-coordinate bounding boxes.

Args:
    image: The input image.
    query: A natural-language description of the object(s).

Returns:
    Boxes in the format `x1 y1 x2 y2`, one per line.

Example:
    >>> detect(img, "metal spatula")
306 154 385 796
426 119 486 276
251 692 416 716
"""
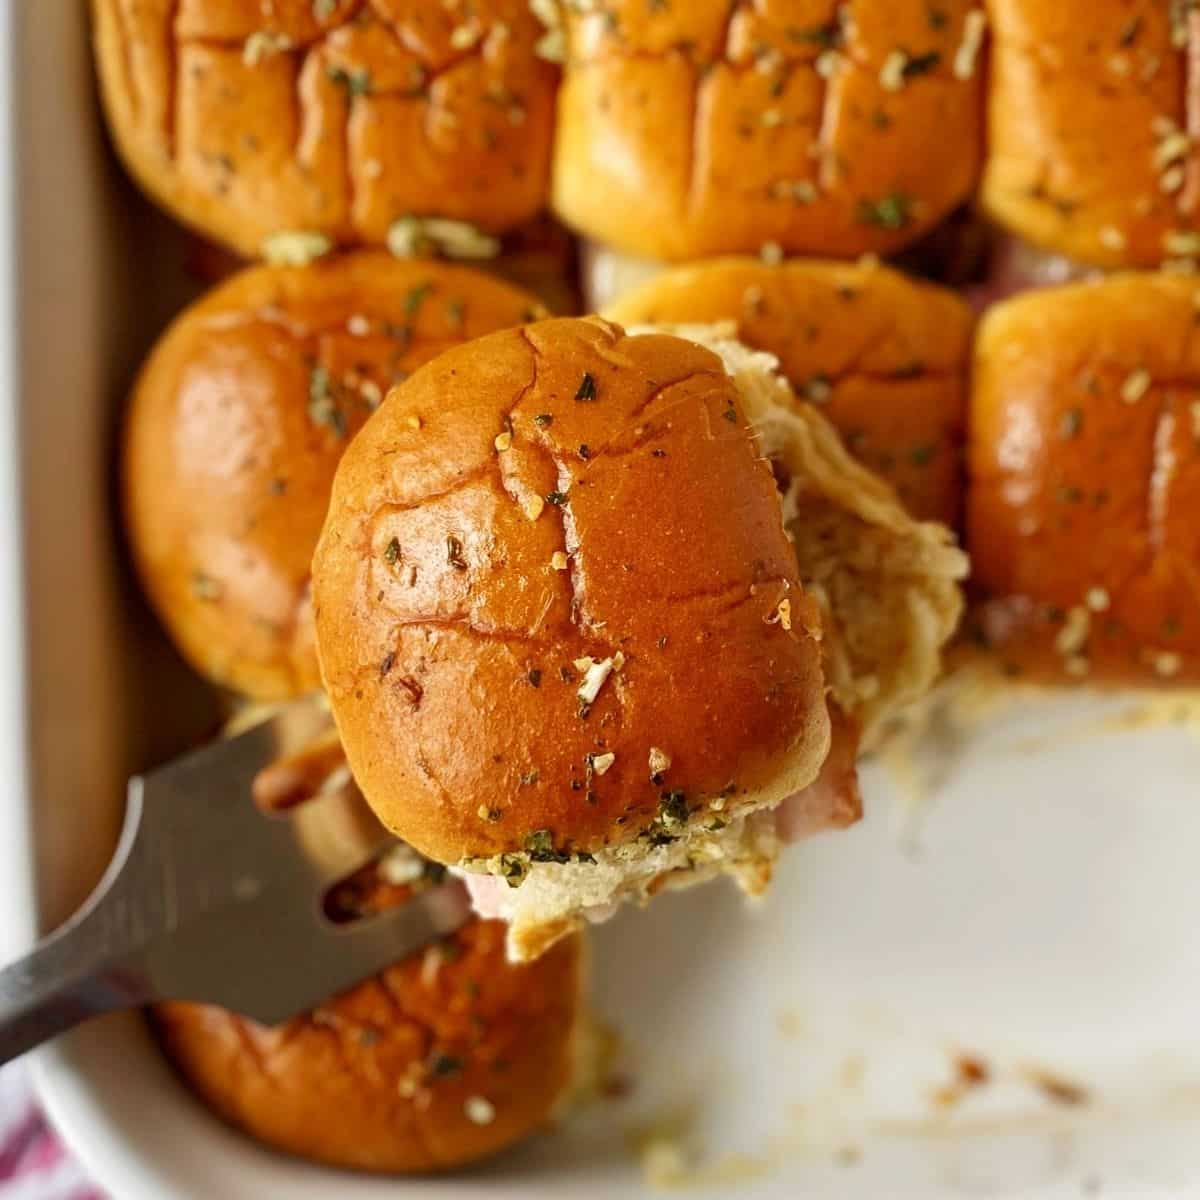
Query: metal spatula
0 697 471 1065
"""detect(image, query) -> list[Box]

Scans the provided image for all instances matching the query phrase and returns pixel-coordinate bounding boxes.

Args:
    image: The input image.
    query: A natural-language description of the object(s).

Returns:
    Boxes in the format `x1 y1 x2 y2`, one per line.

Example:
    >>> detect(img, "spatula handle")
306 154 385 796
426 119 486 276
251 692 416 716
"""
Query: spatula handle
0 914 143 1065
0 793 152 1065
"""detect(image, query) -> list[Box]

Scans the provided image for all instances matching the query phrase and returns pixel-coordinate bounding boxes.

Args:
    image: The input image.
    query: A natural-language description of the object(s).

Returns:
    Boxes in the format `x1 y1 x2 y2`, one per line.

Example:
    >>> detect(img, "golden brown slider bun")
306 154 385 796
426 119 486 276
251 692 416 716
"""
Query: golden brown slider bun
314 316 832 954
156 847 583 1172
123 252 541 700
91 0 558 258
605 257 972 526
982 2 1198 268
313 317 965 958
550 1 985 261
968 274 1200 685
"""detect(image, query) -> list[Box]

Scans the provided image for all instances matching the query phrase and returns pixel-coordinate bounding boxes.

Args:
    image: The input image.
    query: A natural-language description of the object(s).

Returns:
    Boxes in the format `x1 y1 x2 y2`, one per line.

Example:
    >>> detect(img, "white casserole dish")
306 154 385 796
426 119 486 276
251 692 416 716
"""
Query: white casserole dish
5 5 1200 1197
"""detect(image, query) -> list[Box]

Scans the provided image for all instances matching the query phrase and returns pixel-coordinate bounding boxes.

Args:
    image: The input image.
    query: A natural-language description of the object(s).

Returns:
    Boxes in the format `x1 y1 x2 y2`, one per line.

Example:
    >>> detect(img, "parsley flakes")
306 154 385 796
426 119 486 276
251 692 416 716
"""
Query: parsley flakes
856 192 914 230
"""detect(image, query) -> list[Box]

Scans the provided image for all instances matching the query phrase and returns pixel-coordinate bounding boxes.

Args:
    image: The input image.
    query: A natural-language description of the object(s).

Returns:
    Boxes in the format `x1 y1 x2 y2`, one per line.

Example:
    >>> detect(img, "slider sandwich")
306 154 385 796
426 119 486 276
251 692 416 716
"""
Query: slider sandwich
550 0 986 261
313 316 967 960
92 0 559 257
969 273 1200 685
983 0 1200 268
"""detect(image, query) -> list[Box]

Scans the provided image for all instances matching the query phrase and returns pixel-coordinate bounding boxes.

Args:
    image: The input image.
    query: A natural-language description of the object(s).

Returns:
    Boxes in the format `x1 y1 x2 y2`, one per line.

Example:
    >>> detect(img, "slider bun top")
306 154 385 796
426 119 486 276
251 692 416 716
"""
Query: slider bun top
156 852 582 1172
312 316 832 867
551 0 984 260
982 1 1196 267
91 0 558 257
969 273 1200 684
124 252 540 700
606 257 973 526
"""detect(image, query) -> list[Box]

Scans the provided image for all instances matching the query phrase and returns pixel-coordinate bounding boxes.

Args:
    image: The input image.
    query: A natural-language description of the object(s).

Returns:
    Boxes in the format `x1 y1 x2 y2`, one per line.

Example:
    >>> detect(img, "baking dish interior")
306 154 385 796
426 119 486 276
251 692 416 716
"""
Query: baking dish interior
12 5 1200 1198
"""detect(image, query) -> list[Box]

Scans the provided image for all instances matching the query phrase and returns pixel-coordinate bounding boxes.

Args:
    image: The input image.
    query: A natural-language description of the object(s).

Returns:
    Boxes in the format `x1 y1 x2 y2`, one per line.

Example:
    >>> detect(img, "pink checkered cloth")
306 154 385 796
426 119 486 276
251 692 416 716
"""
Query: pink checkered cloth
0 1067 101 1200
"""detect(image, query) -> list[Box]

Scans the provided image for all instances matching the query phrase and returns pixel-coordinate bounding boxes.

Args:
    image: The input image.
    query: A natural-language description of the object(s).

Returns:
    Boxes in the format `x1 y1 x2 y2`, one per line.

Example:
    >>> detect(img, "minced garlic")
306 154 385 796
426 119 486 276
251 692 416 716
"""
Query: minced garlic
449 22 482 50
464 1095 496 1125
243 30 292 65
648 746 672 778
879 50 908 91
387 216 500 261
953 10 987 80
576 657 615 705
1153 651 1183 678
591 751 616 775
262 230 332 266
1121 368 1152 404
1055 606 1091 657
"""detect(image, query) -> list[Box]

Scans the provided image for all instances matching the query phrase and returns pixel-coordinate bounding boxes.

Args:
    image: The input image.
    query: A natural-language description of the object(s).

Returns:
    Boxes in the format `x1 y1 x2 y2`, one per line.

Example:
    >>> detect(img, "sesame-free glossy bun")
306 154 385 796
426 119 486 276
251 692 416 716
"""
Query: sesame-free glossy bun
123 252 540 700
91 0 558 257
605 257 973 526
156 859 582 1172
550 0 985 261
312 316 831 867
982 1 1198 268
968 274 1200 684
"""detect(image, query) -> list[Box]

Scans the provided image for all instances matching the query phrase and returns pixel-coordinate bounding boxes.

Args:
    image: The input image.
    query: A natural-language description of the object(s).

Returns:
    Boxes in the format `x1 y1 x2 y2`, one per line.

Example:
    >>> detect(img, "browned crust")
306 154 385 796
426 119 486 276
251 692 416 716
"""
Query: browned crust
981 0 1195 267
551 1 984 260
155 915 582 1172
968 272 1200 684
312 316 830 864
605 256 973 526
122 251 541 700
91 0 559 256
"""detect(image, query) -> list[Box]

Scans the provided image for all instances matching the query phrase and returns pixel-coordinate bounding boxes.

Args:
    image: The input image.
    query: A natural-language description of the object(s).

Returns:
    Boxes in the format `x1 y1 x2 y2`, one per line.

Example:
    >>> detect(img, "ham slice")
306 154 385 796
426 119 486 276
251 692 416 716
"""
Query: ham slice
774 701 862 842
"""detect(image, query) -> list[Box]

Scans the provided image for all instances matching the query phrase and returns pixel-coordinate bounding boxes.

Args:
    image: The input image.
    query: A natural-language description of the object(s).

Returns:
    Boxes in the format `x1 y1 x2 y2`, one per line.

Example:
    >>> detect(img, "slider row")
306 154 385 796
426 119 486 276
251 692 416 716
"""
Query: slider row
93 0 1200 270
126 252 1200 711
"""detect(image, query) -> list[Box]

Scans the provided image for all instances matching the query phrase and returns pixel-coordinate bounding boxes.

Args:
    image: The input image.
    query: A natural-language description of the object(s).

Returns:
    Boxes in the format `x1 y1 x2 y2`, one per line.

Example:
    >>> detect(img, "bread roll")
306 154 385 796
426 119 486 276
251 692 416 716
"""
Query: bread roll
156 848 583 1172
550 1 985 261
313 317 965 958
606 257 972 526
968 273 1200 684
314 316 832 955
123 252 541 699
91 0 558 257
982 1 1198 267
